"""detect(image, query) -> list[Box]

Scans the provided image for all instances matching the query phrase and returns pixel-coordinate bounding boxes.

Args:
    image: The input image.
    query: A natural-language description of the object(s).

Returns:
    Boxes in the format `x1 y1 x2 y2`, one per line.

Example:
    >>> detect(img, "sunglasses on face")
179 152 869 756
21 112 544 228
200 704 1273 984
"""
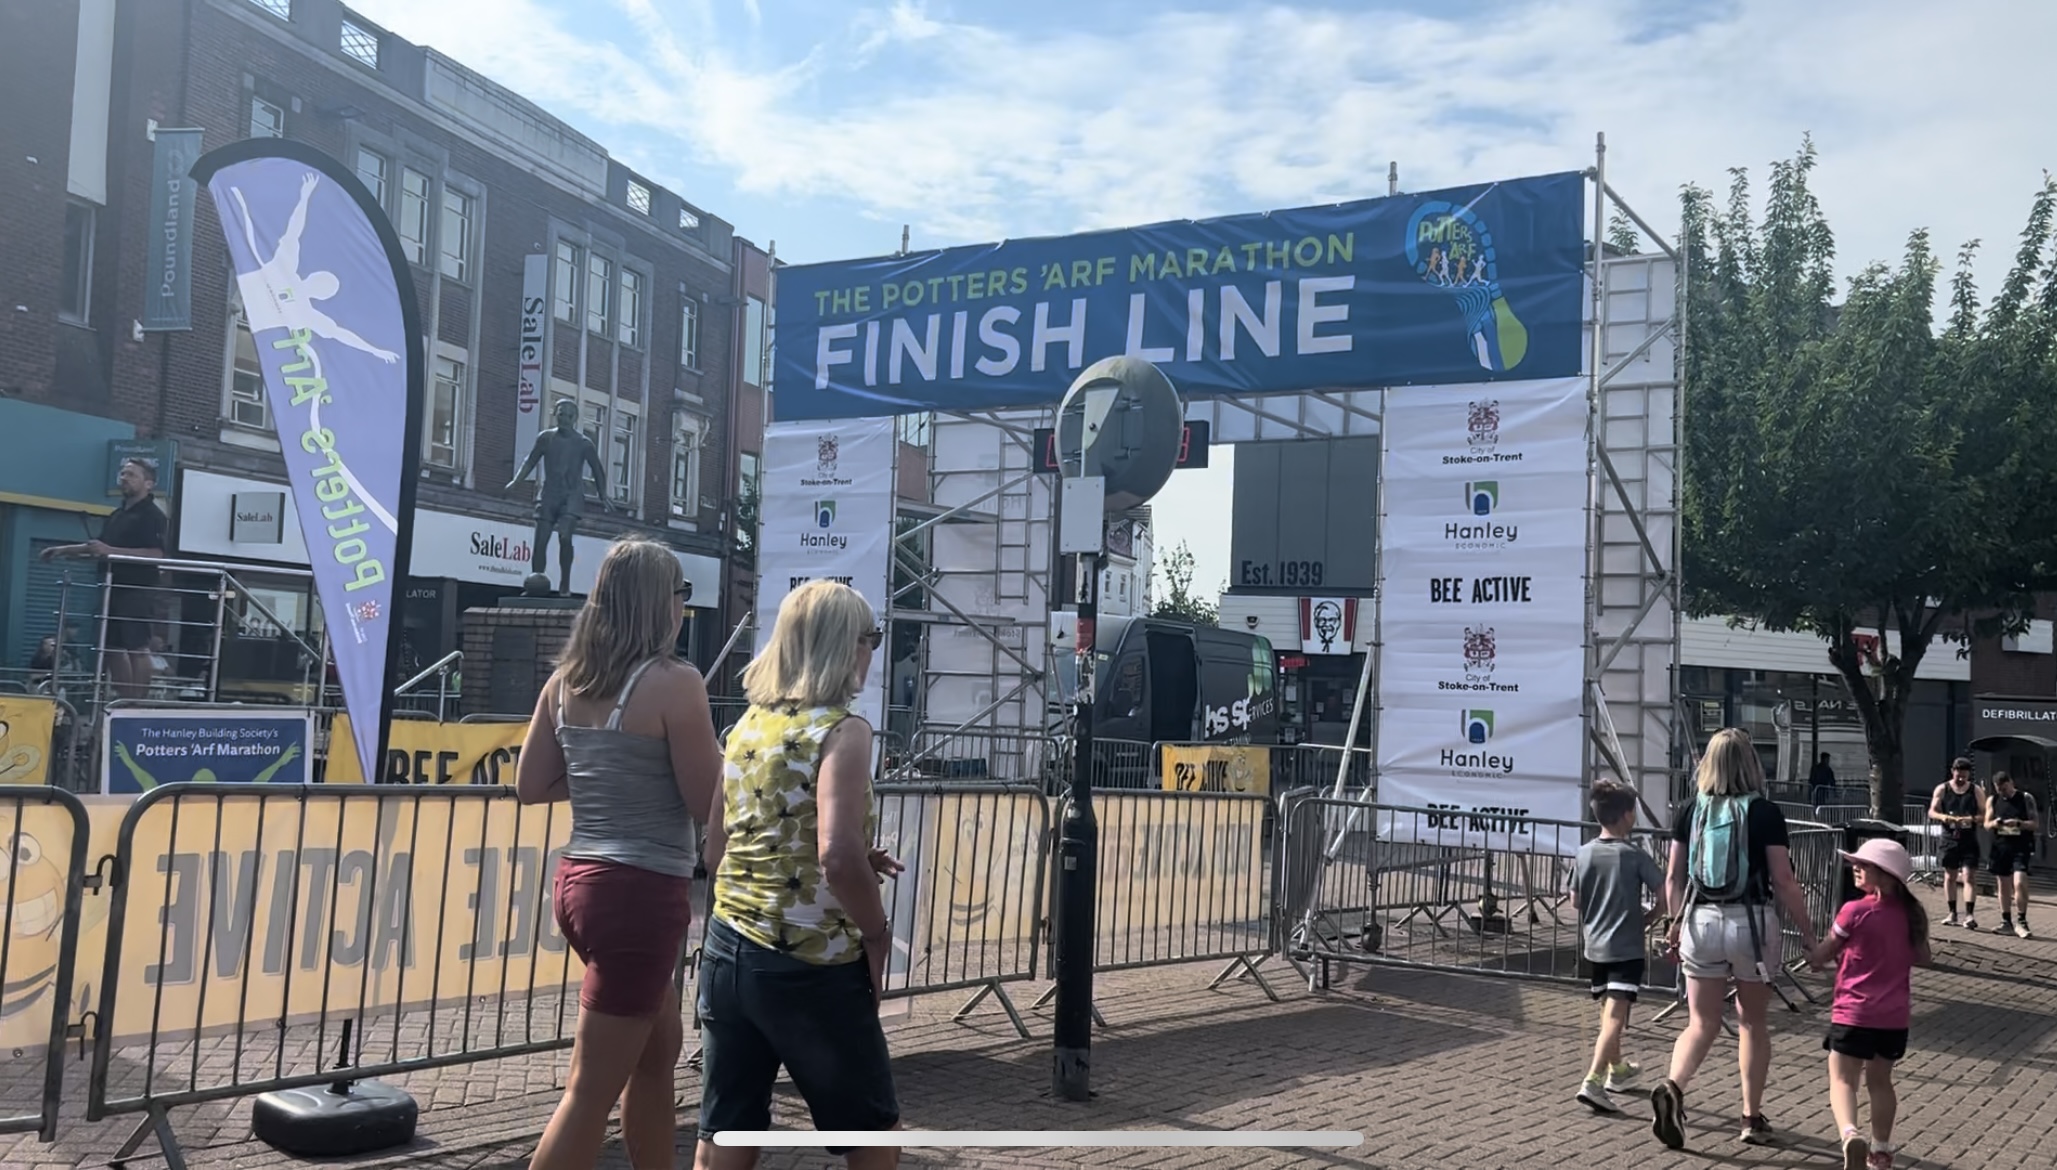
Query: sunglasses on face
860 628 883 649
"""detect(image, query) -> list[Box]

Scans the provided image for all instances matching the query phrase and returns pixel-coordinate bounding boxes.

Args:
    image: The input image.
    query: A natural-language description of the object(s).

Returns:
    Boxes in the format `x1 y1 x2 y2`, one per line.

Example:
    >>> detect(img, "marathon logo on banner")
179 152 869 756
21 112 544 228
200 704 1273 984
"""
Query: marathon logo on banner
1376 377 1589 853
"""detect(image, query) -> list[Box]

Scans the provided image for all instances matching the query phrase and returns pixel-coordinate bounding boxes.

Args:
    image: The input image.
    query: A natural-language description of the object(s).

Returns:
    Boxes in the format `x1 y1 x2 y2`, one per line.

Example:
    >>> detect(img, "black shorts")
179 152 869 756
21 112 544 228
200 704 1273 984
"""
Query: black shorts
696 918 899 1152
106 590 158 651
1941 838 1981 871
1586 959 1644 1002
1825 1023 1908 1062
1990 842 2034 875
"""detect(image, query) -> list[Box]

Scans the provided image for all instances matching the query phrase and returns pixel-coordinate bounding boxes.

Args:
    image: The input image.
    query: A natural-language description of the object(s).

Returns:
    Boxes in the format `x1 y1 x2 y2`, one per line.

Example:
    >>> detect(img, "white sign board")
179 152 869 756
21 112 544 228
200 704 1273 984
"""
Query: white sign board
753 418 896 729
1375 377 1589 854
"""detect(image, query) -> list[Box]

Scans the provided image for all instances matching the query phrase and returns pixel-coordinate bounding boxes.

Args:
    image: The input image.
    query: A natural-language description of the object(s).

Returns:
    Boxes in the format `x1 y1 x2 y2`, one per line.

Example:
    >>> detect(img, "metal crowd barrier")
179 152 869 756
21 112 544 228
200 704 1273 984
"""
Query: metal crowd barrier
1268 743 1376 795
1279 796 1683 996
1034 789 1278 1015
85 784 588 1165
0 786 90 1141
872 784 1051 1037
886 724 1063 787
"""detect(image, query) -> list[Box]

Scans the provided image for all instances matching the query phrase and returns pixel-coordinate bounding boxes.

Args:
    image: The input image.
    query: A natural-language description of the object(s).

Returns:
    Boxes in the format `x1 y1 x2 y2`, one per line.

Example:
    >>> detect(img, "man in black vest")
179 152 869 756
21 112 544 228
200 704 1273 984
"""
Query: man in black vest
41 458 168 698
1930 757 1988 929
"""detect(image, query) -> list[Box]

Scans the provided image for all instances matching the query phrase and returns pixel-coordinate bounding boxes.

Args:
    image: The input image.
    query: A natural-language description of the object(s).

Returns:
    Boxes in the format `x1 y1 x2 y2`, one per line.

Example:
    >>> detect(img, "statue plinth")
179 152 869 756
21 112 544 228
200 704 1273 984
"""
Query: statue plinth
461 603 578 718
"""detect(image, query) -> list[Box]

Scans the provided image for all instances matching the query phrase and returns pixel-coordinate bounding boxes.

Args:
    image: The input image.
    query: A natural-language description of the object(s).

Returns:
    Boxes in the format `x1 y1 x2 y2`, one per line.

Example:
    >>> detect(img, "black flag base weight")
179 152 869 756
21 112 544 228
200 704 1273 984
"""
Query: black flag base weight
252 1023 418 1157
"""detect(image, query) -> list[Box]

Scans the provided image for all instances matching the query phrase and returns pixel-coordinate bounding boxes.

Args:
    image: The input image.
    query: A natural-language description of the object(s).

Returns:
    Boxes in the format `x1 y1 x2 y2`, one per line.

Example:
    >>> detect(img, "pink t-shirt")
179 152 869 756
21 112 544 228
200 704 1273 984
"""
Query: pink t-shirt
1831 895 1915 1029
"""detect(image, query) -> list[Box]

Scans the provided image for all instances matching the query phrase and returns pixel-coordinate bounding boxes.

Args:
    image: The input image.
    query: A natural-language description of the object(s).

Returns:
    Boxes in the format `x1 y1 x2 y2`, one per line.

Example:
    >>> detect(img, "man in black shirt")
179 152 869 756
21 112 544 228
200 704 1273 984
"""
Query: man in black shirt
41 458 168 698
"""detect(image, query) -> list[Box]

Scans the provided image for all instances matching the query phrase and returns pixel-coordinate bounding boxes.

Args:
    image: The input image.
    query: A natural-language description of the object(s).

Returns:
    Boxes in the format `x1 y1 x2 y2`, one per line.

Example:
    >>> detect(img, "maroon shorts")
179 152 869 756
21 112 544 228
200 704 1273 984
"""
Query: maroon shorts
554 856 692 1017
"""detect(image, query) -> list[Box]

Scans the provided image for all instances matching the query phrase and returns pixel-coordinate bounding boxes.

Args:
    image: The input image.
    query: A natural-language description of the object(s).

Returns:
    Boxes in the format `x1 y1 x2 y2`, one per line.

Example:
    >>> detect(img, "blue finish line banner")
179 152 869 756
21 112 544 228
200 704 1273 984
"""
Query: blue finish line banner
772 172 1586 419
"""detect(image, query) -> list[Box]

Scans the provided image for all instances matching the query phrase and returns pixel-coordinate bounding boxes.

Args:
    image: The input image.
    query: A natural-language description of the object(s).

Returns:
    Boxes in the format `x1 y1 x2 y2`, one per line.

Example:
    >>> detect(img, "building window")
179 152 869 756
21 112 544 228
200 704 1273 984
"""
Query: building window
60 201 95 323
579 401 606 449
742 295 767 386
626 180 651 215
249 95 285 139
679 206 699 230
585 253 611 335
679 297 700 368
247 0 292 18
610 412 638 506
439 188 472 281
671 419 699 519
397 167 430 265
355 149 387 208
553 240 580 323
339 20 380 68
617 268 643 347
426 356 465 468
226 297 269 430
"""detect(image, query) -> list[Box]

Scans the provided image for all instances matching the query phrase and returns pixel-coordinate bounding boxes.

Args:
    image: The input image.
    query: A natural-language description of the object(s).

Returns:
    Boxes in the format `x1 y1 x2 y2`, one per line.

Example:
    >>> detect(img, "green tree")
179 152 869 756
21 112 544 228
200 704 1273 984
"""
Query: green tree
1151 540 1218 627
1682 140 2057 815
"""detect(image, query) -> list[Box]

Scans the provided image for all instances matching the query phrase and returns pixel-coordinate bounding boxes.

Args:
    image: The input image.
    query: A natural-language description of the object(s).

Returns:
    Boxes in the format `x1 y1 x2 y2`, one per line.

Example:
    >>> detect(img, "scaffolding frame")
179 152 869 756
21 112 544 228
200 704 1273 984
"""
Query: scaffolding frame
872 137 1681 811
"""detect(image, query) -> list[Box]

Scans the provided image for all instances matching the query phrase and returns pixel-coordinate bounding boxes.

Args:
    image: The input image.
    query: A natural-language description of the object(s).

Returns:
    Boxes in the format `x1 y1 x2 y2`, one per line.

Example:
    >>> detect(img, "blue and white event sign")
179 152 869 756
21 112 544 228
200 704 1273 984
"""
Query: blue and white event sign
772 172 1586 419
103 708 315 794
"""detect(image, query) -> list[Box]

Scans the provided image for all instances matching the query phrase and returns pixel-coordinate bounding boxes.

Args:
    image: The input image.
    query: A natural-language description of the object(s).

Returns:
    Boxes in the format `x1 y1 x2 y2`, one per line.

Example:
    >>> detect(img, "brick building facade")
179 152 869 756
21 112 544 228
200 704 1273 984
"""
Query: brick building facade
0 0 767 689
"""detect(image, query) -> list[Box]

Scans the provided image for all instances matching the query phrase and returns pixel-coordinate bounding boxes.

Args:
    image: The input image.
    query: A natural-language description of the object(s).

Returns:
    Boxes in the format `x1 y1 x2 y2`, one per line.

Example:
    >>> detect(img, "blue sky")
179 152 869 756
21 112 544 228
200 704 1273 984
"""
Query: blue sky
350 0 2056 596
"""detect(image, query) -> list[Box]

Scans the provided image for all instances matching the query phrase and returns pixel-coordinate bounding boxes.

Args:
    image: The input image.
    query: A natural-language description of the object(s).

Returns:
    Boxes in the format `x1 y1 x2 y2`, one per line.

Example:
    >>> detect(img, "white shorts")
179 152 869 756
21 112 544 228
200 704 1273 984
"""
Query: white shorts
1680 903 1783 983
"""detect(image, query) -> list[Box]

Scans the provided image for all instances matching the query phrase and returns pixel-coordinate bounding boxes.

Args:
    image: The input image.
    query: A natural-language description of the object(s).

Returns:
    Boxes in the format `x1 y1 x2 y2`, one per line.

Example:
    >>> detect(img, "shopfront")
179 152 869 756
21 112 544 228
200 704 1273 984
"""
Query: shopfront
1681 617 1971 793
173 469 723 671
0 399 159 674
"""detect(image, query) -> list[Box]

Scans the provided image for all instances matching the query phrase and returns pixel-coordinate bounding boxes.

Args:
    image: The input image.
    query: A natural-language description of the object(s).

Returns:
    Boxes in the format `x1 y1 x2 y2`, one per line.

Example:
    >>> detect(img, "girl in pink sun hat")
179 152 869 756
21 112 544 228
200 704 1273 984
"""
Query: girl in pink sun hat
1805 838 1932 1170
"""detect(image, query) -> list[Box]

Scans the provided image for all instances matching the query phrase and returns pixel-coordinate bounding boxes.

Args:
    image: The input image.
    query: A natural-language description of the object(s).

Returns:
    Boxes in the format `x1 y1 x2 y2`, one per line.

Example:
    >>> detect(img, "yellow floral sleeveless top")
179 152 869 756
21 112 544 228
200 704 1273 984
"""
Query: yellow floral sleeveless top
711 703 874 965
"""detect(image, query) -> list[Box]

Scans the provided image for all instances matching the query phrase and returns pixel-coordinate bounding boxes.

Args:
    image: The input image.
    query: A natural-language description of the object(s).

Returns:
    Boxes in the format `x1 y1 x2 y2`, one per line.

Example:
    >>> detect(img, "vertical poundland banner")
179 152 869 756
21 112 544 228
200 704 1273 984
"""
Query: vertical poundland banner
1376 377 1588 854
753 418 895 728
142 128 203 331
515 253 548 459
192 140 425 788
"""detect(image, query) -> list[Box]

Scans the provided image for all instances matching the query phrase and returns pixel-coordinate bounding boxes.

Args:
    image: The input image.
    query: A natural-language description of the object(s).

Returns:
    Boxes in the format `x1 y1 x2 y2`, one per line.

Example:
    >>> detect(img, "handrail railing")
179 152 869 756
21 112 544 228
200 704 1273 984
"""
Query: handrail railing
395 650 463 694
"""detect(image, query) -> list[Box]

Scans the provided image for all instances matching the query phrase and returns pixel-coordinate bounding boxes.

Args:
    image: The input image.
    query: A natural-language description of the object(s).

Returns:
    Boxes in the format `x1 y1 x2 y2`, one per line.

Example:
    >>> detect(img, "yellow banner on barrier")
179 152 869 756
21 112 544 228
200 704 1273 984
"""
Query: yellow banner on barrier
0 696 58 786
879 789 1045 982
1160 743 1271 795
102 790 580 1042
0 795 109 1052
326 716 527 785
1093 791 1266 952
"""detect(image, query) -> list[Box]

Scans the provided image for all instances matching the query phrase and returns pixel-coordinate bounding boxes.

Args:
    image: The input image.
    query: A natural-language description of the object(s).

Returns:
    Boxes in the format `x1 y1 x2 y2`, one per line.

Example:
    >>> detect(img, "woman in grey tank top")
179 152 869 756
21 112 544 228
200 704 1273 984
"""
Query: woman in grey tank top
516 539 721 1170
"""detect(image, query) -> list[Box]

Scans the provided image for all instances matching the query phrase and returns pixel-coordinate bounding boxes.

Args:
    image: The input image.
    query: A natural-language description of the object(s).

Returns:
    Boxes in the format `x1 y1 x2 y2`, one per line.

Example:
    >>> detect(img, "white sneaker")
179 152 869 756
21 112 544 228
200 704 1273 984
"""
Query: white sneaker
1577 1079 1620 1113
1604 1061 1641 1092
1964 915 1980 931
1942 912 1961 927
2018 922 2034 939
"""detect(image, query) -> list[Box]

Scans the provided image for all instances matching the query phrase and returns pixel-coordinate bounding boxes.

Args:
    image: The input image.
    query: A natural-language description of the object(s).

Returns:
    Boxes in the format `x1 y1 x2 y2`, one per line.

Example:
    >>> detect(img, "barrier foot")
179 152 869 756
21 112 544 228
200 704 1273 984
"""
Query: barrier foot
1031 985 1056 1010
953 983 1033 1041
111 1103 186 1170
1206 956 1281 1003
1781 959 1821 1006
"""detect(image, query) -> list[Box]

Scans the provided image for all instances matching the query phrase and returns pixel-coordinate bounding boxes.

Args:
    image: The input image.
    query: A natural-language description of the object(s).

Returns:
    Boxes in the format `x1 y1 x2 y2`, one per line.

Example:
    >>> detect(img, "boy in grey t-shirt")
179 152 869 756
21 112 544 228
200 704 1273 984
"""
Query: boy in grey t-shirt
1570 779 1665 1113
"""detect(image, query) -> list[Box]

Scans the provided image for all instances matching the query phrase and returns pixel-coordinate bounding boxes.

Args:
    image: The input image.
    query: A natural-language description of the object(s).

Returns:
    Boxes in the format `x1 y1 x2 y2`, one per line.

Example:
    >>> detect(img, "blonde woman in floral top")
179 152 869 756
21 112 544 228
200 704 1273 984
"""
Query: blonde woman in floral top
695 580 902 1170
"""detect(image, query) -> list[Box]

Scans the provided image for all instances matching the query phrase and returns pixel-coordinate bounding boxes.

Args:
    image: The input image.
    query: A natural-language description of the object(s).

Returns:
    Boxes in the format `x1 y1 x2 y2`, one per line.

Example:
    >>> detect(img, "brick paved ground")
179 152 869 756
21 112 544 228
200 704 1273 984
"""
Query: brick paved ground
4 882 2054 1170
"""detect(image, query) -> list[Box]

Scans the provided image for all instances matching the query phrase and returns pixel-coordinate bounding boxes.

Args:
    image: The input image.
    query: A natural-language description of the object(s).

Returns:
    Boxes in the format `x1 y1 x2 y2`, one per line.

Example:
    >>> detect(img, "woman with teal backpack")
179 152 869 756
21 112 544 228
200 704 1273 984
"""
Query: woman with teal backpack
1650 728 1820 1152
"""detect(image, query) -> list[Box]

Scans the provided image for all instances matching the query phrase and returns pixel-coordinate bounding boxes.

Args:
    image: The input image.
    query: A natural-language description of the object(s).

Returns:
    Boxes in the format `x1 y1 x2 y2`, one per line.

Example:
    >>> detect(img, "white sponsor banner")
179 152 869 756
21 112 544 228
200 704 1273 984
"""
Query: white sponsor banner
1377 378 1589 855
1381 378 1588 482
754 418 896 729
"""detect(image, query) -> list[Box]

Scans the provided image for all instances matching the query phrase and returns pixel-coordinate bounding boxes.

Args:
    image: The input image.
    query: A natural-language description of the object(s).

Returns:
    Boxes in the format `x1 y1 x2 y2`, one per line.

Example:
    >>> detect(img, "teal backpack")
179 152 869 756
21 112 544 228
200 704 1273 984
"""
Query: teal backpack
1688 793 1756 902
